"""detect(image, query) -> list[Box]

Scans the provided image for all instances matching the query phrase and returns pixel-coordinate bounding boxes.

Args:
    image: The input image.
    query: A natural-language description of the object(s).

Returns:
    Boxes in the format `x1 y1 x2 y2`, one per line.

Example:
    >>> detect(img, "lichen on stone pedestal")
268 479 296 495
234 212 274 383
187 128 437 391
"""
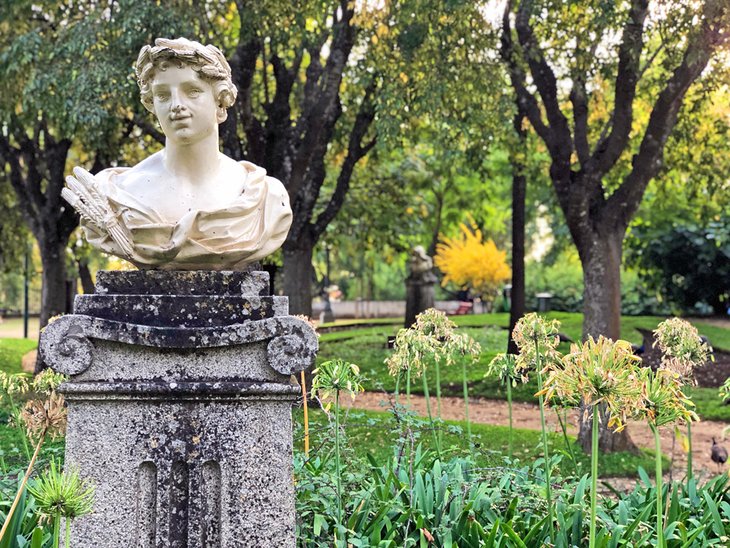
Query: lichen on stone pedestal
40 270 317 547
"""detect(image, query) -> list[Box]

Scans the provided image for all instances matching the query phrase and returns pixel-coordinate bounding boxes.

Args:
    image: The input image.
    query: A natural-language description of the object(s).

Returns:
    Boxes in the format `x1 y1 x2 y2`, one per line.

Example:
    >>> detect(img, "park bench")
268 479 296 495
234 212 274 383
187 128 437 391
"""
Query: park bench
454 301 473 315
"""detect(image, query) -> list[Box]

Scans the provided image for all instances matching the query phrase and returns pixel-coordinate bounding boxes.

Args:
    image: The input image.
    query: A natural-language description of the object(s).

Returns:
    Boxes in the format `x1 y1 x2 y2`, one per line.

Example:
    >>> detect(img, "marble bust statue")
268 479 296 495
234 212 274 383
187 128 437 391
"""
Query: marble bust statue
62 38 292 270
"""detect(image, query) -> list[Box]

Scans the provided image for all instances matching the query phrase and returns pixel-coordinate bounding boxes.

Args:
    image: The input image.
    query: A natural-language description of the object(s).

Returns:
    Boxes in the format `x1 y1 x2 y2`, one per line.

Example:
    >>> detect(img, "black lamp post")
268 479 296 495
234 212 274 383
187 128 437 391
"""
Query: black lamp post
23 247 29 339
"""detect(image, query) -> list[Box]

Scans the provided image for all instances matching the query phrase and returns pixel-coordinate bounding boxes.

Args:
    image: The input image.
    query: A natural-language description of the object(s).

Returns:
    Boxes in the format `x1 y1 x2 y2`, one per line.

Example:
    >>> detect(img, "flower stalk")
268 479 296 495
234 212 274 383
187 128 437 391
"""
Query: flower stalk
311 359 364 532
589 407 599 548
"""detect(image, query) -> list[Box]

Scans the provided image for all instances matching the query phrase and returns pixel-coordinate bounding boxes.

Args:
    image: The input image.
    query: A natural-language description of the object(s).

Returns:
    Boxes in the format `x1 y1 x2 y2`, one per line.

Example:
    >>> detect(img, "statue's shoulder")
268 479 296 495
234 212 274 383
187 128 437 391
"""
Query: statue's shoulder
104 152 164 190
236 160 287 197
236 159 266 178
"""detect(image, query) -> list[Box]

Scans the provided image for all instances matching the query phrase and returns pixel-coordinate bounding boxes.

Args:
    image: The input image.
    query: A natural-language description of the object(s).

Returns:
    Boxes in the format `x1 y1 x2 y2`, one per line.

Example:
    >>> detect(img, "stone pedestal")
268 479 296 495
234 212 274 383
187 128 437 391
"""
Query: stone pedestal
405 273 436 327
39 270 317 548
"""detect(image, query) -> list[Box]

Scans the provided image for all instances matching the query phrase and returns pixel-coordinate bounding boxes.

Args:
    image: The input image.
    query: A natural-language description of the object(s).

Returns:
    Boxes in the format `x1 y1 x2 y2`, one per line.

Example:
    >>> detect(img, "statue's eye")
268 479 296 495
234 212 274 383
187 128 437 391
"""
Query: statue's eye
155 93 170 101
188 89 202 97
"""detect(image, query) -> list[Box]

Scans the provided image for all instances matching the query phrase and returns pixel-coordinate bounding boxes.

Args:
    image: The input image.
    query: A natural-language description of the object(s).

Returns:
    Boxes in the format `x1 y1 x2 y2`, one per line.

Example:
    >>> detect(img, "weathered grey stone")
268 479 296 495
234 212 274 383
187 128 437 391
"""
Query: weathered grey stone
95 270 270 297
74 295 288 327
41 314 317 377
39 271 317 547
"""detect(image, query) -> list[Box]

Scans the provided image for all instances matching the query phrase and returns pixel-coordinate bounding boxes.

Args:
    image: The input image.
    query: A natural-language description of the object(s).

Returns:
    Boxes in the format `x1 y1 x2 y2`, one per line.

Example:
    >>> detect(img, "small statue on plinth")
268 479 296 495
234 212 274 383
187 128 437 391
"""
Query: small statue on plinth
62 37 292 270
405 245 437 327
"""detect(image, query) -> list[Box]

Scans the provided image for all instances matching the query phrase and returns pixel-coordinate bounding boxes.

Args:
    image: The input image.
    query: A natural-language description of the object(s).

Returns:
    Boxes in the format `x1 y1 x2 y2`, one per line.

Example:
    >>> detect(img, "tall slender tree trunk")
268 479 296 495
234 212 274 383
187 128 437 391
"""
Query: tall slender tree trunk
77 260 95 295
281 233 315 317
508 112 527 355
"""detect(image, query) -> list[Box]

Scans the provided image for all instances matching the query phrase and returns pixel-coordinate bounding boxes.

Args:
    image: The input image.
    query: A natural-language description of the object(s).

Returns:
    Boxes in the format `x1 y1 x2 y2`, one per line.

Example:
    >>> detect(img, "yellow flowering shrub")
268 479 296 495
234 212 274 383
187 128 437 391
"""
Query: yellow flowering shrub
434 220 511 303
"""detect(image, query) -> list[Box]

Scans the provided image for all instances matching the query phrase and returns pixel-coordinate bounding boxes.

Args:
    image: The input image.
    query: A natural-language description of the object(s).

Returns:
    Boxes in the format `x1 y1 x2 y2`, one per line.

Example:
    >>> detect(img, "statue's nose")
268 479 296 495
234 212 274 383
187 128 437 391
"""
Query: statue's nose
170 90 187 113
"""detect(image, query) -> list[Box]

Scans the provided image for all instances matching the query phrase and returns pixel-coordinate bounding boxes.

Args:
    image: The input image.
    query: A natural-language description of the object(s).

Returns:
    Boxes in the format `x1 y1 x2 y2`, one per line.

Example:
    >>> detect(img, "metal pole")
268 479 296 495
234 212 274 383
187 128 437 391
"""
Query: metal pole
23 248 29 339
324 245 330 287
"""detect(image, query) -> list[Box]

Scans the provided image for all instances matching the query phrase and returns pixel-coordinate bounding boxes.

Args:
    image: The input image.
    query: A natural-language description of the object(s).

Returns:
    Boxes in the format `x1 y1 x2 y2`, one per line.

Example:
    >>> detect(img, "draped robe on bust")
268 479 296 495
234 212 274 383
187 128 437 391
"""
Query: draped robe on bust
82 161 292 270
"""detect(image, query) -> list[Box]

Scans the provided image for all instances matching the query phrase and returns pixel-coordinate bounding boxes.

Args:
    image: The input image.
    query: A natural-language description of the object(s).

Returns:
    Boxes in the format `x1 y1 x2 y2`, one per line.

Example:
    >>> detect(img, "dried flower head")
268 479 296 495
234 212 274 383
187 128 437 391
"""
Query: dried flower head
21 391 67 441
635 368 698 428
385 308 481 378
311 359 364 402
540 336 643 431
511 313 561 376
653 318 712 384
486 353 526 386
28 460 95 520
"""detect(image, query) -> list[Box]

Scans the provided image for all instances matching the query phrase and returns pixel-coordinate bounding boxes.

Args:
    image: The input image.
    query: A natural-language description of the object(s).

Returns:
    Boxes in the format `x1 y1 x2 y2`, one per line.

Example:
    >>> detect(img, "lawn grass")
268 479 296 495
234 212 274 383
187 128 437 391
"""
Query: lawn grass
0 421 65 473
0 338 37 375
317 312 730 421
294 406 662 479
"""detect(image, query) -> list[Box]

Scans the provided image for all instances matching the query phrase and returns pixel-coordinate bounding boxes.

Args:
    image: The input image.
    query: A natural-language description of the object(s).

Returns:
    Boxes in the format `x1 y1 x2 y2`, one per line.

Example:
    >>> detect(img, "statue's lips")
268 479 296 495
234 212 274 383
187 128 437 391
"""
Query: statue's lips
170 115 192 125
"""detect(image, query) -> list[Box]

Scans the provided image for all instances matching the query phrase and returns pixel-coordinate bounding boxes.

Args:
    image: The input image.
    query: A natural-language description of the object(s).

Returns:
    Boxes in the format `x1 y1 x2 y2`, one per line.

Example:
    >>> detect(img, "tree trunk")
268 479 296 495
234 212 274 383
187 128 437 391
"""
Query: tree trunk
36 239 70 374
579 231 623 341
281 234 315 317
39 241 69 328
77 260 95 294
578 403 639 454
576 229 637 452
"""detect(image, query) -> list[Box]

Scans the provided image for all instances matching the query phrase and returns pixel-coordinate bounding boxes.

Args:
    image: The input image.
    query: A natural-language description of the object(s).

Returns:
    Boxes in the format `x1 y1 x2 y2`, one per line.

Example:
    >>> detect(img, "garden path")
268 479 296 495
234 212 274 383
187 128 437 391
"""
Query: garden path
348 391 729 486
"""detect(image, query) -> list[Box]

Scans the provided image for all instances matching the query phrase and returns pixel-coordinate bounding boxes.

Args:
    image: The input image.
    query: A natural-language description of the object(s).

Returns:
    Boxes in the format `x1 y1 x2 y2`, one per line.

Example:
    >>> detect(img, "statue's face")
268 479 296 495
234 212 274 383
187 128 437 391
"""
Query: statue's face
151 64 218 146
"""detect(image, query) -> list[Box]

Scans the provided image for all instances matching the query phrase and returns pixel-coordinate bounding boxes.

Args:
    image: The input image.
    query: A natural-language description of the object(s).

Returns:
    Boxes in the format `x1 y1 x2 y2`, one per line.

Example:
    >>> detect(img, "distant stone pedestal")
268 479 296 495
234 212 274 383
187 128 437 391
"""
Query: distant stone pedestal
39 270 317 548
405 275 436 327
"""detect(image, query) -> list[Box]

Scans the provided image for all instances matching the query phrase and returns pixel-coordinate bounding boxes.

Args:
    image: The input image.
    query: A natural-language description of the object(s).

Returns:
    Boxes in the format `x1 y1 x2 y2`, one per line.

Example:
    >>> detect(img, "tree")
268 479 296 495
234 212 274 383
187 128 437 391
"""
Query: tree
209 0 502 315
500 0 730 451
501 0 729 340
202 1 381 315
507 110 527 354
0 1 183 358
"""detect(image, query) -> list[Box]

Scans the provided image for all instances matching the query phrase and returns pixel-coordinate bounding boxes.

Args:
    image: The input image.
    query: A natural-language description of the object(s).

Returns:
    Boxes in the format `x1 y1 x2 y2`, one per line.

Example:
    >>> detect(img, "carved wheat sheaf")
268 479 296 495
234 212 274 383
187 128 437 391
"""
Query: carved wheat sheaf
62 167 135 257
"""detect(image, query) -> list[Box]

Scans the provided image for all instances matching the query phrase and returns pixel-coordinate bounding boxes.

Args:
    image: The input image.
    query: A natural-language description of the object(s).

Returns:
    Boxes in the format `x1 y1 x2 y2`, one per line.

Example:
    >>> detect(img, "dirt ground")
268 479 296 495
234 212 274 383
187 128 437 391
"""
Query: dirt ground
347 391 730 487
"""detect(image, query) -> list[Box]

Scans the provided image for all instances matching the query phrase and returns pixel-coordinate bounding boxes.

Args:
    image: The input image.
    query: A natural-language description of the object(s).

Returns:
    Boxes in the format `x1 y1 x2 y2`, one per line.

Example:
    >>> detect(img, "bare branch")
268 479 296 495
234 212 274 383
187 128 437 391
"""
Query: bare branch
313 84 377 239
131 113 164 145
230 33 265 163
514 0 572 166
570 80 590 167
590 0 649 177
287 2 356 203
607 3 728 228
500 1 552 147
0 134 41 235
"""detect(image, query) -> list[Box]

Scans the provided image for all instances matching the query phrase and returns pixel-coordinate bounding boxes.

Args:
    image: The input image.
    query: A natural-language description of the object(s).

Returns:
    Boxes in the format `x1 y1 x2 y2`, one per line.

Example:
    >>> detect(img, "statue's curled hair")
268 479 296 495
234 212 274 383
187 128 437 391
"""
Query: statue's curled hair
135 37 237 118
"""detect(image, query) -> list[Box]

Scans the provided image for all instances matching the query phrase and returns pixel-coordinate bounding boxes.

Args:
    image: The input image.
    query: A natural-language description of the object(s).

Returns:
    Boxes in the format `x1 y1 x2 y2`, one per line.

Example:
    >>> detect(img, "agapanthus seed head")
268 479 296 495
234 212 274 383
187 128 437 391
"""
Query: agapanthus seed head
653 318 711 385
540 336 643 432
21 392 67 441
512 313 562 376
634 367 698 427
486 353 526 386
311 358 364 402
385 308 481 378
28 460 95 520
